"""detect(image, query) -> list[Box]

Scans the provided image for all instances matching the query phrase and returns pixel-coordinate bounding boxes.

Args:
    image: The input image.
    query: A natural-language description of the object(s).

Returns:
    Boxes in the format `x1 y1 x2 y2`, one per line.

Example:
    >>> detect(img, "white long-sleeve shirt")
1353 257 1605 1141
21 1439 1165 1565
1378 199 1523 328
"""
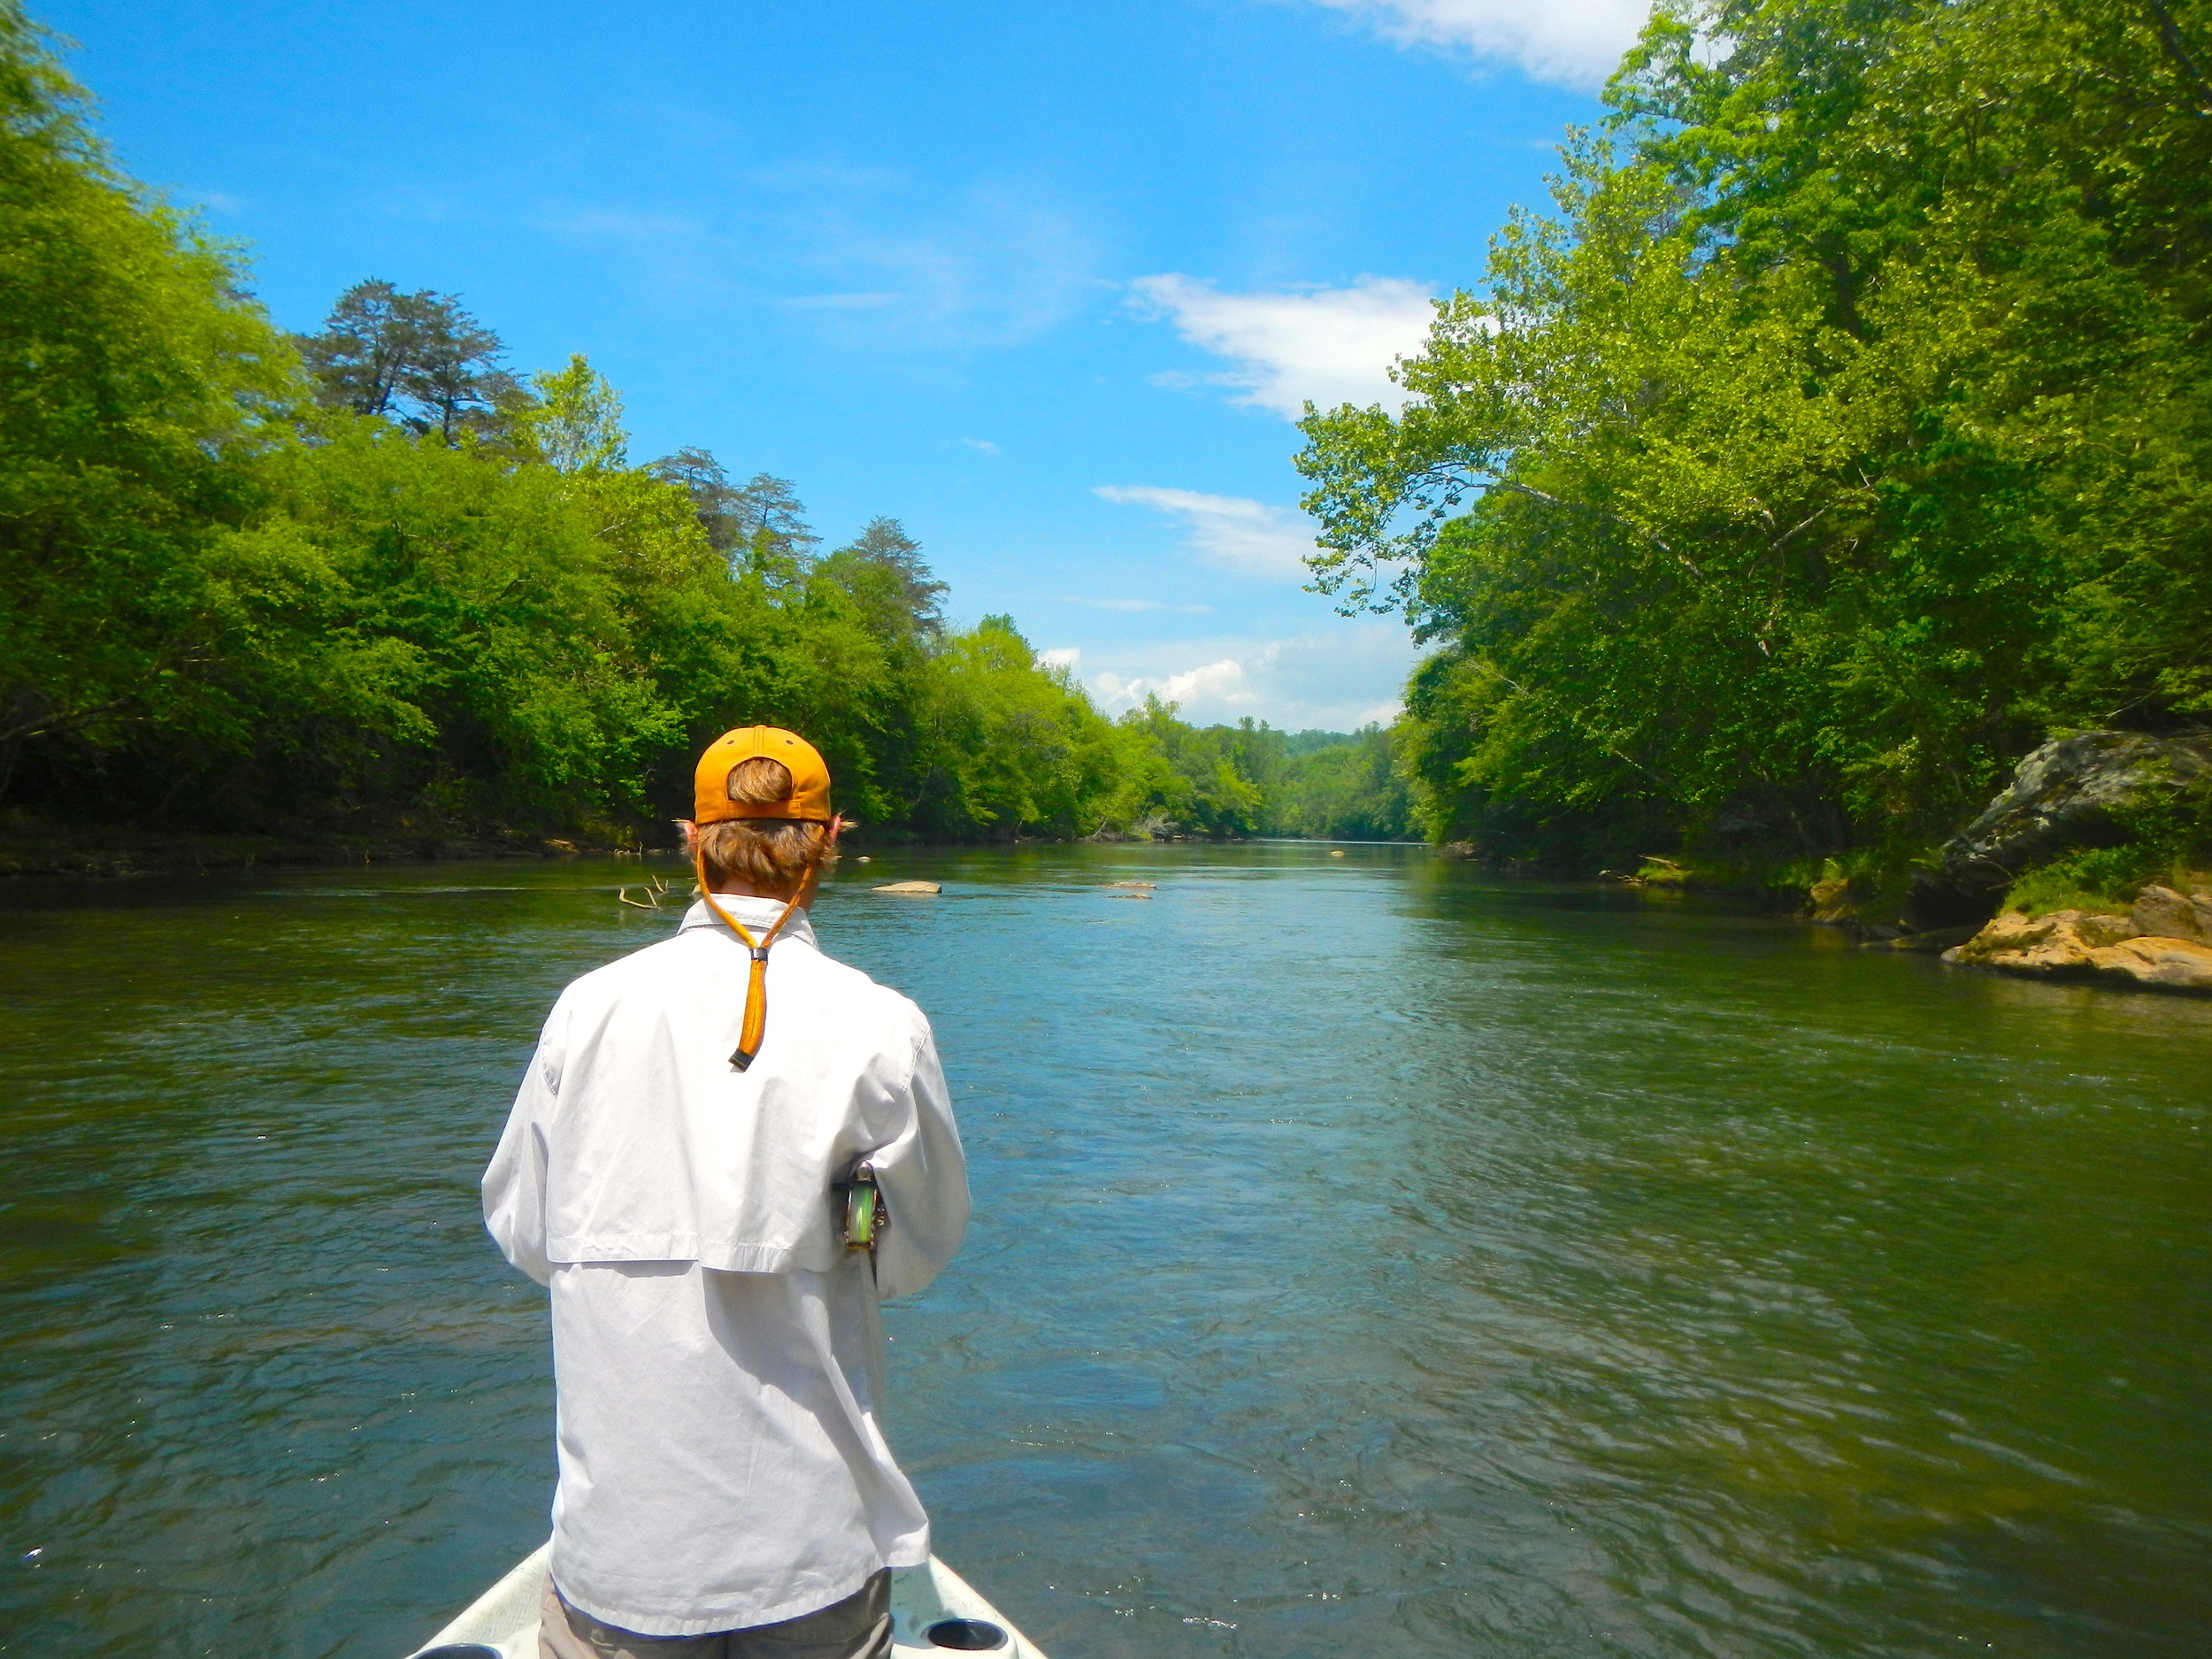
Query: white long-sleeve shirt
482 895 969 1635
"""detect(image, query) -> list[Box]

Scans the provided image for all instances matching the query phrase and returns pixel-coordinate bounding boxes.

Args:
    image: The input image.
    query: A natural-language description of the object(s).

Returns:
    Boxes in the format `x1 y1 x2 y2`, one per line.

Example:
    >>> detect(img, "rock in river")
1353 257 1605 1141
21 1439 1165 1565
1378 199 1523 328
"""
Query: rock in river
872 880 942 895
2096 934 2212 991
1943 907 2212 994
1903 731 2211 930
2132 884 2212 944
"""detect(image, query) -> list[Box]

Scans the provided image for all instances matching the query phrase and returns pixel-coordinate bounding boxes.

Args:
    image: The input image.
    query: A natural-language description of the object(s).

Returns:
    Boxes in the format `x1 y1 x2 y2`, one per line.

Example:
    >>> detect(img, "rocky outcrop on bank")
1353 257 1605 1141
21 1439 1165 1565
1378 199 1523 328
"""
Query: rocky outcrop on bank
1942 885 2212 995
1904 732 2212 931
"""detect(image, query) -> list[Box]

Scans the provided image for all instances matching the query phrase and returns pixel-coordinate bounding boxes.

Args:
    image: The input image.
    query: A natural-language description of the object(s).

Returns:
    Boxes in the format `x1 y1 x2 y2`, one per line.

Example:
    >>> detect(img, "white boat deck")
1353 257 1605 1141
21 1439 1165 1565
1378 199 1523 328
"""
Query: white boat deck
405 1546 1049 1659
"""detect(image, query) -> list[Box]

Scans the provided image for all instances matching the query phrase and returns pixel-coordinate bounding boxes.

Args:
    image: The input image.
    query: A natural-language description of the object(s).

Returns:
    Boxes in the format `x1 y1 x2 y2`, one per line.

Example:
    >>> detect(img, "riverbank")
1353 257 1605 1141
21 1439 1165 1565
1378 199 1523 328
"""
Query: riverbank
0 815 618 879
1452 731 2212 997
0 813 1411 878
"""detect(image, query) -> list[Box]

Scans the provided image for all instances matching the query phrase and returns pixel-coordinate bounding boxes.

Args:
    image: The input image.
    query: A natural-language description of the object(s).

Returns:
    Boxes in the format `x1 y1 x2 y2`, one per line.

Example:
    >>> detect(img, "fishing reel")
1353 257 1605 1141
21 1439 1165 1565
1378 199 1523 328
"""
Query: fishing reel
837 1160 887 1254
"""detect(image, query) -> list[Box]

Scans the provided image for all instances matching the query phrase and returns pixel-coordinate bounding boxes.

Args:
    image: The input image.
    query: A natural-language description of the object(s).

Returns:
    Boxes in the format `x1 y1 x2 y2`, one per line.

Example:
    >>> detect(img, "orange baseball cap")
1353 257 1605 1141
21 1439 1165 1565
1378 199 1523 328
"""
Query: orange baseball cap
693 726 833 824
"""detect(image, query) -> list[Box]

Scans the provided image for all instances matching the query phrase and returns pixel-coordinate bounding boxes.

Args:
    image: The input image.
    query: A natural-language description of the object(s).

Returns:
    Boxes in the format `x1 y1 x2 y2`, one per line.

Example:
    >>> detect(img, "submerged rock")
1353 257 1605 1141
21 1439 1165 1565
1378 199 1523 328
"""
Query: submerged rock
1903 731 2212 930
1863 924 1983 952
1943 907 2212 994
872 880 942 895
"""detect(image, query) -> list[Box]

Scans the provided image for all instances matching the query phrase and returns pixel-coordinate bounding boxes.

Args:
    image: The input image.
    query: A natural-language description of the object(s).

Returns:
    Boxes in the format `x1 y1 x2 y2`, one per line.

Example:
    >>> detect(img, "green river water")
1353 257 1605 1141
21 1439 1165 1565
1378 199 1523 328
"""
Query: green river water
1 845 2207 1658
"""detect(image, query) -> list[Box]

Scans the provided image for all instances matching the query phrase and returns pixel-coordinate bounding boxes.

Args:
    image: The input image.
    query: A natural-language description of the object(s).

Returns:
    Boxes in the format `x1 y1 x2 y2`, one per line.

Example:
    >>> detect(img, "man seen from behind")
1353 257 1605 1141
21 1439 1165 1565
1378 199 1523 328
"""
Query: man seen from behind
483 726 969 1659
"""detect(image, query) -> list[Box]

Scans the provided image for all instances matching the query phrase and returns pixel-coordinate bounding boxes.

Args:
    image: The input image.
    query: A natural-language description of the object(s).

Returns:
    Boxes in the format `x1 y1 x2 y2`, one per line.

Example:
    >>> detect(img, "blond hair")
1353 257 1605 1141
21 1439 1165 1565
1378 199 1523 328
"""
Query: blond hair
691 756 836 897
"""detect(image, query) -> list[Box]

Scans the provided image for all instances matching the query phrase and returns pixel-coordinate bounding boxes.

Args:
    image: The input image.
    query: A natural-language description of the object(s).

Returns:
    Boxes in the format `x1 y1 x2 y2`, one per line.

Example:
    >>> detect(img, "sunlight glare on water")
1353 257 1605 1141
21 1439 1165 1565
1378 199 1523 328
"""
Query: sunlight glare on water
1 846 2207 1657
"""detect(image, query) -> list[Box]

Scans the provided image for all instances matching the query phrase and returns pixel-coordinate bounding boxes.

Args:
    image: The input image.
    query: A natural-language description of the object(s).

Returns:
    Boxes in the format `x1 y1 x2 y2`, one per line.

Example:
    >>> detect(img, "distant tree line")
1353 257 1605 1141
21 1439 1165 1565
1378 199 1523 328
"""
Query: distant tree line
1298 0 2212 881
0 5 1405 850
1116 714 1414 840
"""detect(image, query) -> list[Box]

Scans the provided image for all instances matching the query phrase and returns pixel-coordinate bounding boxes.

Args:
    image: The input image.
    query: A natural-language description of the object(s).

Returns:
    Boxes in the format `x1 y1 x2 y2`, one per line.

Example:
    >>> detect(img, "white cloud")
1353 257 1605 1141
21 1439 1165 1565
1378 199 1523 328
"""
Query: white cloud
962 437 1001 455
1038 646 1082 671
1095 659 1256 715
1303 0 1652 90
1087 625 1416 729
1129 273 1434 419
1094 485 1319 582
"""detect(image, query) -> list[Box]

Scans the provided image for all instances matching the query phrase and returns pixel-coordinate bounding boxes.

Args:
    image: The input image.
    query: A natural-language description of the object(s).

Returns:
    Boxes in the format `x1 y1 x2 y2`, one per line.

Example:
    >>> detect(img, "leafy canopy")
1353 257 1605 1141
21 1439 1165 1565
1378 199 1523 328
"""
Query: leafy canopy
1296 0 2212 868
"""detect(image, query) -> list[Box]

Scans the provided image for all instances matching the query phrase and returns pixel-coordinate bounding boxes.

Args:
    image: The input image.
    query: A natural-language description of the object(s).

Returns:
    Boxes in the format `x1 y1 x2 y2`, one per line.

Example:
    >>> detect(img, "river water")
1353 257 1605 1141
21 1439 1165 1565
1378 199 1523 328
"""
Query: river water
1 846 2207 1658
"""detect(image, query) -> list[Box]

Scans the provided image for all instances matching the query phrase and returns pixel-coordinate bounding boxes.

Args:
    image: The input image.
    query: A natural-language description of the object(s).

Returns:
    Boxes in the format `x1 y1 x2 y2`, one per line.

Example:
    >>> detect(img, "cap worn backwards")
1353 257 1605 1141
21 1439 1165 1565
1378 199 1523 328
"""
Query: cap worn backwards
693 726 833 825
688 726 835 1073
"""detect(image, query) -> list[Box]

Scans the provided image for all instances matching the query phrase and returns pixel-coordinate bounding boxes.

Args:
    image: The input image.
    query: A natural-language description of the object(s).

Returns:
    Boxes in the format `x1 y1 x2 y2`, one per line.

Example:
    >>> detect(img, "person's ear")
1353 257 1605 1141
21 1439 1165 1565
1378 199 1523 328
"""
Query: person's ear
676 818 700 855
828 813 845 845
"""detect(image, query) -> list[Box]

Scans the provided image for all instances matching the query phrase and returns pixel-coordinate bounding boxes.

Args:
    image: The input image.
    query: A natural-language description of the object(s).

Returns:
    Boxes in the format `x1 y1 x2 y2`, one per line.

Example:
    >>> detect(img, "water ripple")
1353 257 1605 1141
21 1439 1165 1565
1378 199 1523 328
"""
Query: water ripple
2 848 2207 1656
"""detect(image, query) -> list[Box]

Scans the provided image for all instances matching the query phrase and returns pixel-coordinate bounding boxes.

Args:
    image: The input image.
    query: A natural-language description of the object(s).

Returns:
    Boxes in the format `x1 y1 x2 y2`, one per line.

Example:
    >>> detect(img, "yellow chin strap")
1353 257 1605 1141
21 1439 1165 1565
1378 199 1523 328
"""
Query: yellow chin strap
694 849 803 1072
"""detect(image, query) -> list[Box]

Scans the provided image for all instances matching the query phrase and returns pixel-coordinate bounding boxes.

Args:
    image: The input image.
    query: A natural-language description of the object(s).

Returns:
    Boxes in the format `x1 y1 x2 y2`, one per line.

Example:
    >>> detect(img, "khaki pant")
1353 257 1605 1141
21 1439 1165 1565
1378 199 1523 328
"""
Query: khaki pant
539 1571 892 1659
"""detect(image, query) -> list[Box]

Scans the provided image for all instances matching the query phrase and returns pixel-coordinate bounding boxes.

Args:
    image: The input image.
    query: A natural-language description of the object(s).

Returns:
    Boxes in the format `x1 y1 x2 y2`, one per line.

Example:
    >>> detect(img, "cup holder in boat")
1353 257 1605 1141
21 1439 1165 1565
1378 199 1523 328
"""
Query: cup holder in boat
926 1617 1009 1650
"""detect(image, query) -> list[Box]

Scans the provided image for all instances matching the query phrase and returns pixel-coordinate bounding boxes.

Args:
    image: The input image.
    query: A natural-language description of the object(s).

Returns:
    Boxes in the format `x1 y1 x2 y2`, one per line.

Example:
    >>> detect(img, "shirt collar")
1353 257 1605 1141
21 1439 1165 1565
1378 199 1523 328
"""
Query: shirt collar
679 894 818 949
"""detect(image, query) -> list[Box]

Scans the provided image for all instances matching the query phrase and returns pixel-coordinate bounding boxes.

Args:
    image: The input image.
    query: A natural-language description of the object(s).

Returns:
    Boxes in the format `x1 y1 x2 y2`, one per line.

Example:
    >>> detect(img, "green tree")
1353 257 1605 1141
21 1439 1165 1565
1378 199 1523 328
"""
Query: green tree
909 617 1124 837
0 2 303 795
296 280 419 419
296 279 511 443
649 448 749 556
820 518 946 640
0 0 1325 853
518 353 626 474
1298 0 2212 872
1273 725 1412 839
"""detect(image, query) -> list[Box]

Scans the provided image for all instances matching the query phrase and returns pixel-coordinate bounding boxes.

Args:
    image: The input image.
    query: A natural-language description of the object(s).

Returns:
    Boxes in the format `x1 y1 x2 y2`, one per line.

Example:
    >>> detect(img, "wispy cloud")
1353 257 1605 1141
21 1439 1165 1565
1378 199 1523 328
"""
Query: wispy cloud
784 291 902 311
777 178 1098 349
539 171 1099 351
962 436 1001 455
1094 485 1320 582
1130 273 1434 419
1301 0 1652 90
1063 595 1214 613
542 207 705 242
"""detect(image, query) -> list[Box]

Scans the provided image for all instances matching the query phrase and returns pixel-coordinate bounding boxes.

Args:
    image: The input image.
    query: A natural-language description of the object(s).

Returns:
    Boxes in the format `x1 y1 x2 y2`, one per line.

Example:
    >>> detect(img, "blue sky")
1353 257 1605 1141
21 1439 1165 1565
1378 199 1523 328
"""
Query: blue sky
43 0 1640 730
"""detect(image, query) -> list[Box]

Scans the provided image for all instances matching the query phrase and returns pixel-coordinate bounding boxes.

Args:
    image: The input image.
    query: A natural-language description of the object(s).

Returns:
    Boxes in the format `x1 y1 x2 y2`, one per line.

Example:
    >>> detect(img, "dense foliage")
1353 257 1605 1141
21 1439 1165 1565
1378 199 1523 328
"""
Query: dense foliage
1298 0 2212 878
0 7 1403 850
1082 710 1414 841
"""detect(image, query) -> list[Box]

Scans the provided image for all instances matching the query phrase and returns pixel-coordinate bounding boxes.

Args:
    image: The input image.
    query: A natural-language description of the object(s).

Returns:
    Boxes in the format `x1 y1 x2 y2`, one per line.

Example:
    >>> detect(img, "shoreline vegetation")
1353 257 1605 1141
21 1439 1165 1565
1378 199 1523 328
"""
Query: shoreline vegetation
0 6 1408 873
1291 0 2211 974
4 0 2208 994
